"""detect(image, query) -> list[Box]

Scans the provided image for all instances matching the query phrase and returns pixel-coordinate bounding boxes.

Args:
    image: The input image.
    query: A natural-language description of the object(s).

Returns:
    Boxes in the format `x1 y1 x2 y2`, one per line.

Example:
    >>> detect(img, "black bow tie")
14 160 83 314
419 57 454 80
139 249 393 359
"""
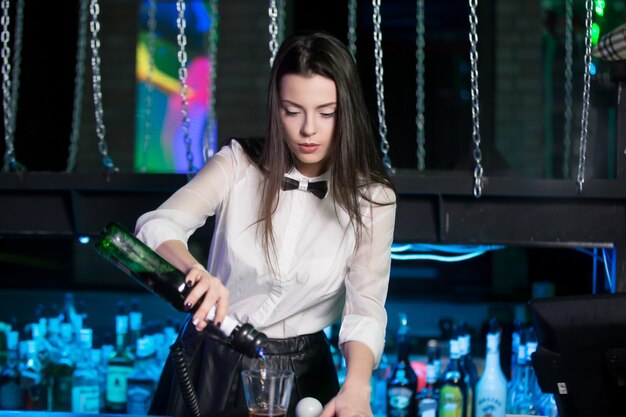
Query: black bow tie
282 177 328 199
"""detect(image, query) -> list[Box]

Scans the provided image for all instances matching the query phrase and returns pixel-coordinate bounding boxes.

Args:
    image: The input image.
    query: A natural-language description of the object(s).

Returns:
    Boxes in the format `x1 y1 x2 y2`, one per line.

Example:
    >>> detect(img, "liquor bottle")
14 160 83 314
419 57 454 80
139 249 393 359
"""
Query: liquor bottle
71 328 100 413
416 347 439 417
126 337 160 415
512 327 541 415
59 293 81 336
507 329 527 414
427 339 442 388
0 323 9 371
49 322 76 411
105 301 134 413
439 338 466 417
21 339 47 410
386 314 418 417
474 319 507 417
0 331 23 410
95 222 196 312
97 345 113 413
128 299 142 357
458 322 477 417
95 222 268 358
506 319 524 395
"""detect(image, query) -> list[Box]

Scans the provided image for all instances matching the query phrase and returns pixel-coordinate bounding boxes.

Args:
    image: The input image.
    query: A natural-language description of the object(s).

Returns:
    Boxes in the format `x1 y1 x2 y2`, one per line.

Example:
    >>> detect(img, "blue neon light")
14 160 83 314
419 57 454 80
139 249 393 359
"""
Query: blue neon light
390 243 505 262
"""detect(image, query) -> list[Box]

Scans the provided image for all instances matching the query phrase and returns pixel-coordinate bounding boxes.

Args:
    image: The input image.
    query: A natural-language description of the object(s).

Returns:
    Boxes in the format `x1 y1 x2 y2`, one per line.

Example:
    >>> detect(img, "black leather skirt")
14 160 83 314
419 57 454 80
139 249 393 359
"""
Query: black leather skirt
149 316 340 417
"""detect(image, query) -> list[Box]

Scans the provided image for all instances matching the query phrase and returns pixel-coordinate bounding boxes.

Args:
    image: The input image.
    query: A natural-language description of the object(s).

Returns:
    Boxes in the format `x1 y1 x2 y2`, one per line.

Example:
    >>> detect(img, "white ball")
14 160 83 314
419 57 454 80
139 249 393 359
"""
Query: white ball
295 397 323 417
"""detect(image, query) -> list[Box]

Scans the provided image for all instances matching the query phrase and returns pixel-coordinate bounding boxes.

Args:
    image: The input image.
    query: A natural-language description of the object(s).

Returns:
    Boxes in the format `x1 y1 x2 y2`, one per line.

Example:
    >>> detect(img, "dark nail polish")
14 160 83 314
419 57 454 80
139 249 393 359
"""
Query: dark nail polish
215 322 221 328
184 302 192 311
186 280 193 288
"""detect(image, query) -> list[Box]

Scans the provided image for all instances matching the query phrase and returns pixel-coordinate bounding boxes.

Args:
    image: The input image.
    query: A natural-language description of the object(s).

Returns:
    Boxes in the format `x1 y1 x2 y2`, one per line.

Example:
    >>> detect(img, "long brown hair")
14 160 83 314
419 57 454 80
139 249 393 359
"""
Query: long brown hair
244 32 395 270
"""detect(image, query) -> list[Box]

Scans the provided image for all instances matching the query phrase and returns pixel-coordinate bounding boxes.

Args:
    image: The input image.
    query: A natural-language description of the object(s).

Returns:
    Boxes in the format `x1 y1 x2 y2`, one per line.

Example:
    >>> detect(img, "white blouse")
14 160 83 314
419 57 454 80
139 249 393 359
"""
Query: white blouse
135 140 396 364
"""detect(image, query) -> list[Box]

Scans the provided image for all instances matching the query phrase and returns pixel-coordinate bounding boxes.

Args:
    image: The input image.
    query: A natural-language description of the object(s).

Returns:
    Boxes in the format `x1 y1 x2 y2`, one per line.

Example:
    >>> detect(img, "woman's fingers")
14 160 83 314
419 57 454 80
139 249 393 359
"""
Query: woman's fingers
183 265 230 331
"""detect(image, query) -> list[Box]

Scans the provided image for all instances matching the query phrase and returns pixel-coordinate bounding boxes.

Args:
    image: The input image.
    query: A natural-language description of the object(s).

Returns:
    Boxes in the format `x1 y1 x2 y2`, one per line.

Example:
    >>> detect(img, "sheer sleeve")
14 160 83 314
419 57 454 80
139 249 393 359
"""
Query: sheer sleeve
338 184 396 366
135 140 248 250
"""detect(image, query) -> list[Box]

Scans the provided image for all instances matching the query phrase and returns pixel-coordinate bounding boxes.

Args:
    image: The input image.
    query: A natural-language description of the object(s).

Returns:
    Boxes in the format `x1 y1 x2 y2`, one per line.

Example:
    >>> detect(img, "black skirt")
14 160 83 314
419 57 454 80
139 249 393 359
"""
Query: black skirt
149 316 340 417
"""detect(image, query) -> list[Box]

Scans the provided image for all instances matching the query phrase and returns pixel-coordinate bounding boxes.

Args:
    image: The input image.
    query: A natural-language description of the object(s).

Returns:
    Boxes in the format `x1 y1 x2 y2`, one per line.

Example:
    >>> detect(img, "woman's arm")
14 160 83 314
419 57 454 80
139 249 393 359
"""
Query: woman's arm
319 341 374 417
155 239 229 330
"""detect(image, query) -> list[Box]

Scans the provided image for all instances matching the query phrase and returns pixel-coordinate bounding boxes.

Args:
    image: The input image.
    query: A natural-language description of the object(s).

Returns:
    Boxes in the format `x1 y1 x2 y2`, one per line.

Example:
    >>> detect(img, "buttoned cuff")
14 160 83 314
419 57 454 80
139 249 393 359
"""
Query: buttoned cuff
338 314 386 367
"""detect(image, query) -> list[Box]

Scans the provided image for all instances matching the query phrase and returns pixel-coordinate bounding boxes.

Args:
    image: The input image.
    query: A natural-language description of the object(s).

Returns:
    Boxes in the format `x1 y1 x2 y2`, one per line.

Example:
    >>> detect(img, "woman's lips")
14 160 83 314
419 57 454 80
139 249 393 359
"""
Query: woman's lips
298 144 319 153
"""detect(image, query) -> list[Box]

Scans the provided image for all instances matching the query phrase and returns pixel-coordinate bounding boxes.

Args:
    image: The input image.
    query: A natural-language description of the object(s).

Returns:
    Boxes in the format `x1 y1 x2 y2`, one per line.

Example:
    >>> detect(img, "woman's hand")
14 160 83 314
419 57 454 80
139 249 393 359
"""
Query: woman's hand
319 382 372 417
183 263 230 331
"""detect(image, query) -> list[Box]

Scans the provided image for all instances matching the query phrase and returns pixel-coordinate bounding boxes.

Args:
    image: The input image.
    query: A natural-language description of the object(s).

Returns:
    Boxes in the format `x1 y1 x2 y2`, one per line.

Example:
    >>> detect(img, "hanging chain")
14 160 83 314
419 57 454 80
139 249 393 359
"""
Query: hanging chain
372 0 393 172
416 0 426 171
9 0 22 144
67 0 89 172
562 0 573 179
203 0 219 162
576 0 593 193
268 0 279 67
1 0 21 171
89 0 118 172
468 0 483 198
176 0 194 175
141 0 157 173
348 0 357 61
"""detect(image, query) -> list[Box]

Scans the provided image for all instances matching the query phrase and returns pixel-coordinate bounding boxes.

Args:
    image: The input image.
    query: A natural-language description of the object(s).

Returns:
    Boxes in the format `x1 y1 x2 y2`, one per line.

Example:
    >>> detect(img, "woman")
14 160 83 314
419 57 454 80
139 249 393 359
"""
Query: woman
138 32 396 417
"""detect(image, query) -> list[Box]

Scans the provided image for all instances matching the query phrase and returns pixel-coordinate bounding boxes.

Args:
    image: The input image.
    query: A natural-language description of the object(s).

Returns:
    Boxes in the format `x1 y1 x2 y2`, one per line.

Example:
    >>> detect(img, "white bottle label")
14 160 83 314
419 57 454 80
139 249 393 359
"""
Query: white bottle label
72 385 100 413
475 396 505 417
106 365 133 403
388 387 412 417
418 398 437 417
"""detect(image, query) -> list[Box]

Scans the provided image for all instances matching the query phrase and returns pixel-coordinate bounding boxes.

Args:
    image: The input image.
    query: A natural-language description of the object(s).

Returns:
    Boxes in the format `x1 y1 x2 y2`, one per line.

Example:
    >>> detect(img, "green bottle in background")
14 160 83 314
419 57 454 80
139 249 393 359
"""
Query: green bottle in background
439 338 466 417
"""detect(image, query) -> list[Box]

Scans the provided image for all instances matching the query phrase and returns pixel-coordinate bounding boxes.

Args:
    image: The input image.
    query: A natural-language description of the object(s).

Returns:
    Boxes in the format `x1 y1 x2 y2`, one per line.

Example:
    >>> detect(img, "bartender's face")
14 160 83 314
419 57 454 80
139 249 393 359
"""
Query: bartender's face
279 73 337 177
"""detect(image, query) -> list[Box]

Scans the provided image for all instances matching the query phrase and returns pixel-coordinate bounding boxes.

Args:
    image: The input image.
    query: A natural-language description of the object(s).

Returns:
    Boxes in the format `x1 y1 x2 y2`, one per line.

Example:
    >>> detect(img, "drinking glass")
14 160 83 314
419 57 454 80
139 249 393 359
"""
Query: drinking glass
241 369 295 417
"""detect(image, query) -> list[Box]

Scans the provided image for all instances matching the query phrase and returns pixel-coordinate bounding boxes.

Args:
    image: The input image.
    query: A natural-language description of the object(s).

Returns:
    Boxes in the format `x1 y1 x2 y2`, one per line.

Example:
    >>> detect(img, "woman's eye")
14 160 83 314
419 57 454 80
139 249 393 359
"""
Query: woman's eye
284 109 299 116
320 112 335 118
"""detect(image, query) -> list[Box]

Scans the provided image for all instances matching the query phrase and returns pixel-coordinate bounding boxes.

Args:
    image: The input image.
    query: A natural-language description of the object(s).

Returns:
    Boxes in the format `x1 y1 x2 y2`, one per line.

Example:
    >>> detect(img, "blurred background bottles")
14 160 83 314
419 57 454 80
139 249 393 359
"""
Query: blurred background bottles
474 319 506 417
0 291 179 414
416 345 438 417
72 329 100 413
458 322 477 417
386 313 417 417
439 333 466 417
0 295 563 417
0 330 22 410
105 301 134 413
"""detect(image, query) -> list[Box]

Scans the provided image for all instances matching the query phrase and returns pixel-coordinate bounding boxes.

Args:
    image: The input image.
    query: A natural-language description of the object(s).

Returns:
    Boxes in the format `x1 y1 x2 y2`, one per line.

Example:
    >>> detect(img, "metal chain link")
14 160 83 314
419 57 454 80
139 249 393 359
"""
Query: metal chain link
203 0 219 162
562 0 573 179
372 0 393 172
576 0 593 193
67 0 89 172
268 0 279 67
1 0 21 171
416 0 426 171
176 0 194 175
468 0 483 198
89 0 118 172
348 0 357 61
140 0 157 173
9 0 22 142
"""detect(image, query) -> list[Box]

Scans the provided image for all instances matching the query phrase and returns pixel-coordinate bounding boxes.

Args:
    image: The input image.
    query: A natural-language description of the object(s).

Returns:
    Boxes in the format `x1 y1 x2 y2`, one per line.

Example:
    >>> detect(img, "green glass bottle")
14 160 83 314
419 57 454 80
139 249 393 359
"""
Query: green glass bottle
439 338 466 417
94 222 268 358
94 222 190 312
